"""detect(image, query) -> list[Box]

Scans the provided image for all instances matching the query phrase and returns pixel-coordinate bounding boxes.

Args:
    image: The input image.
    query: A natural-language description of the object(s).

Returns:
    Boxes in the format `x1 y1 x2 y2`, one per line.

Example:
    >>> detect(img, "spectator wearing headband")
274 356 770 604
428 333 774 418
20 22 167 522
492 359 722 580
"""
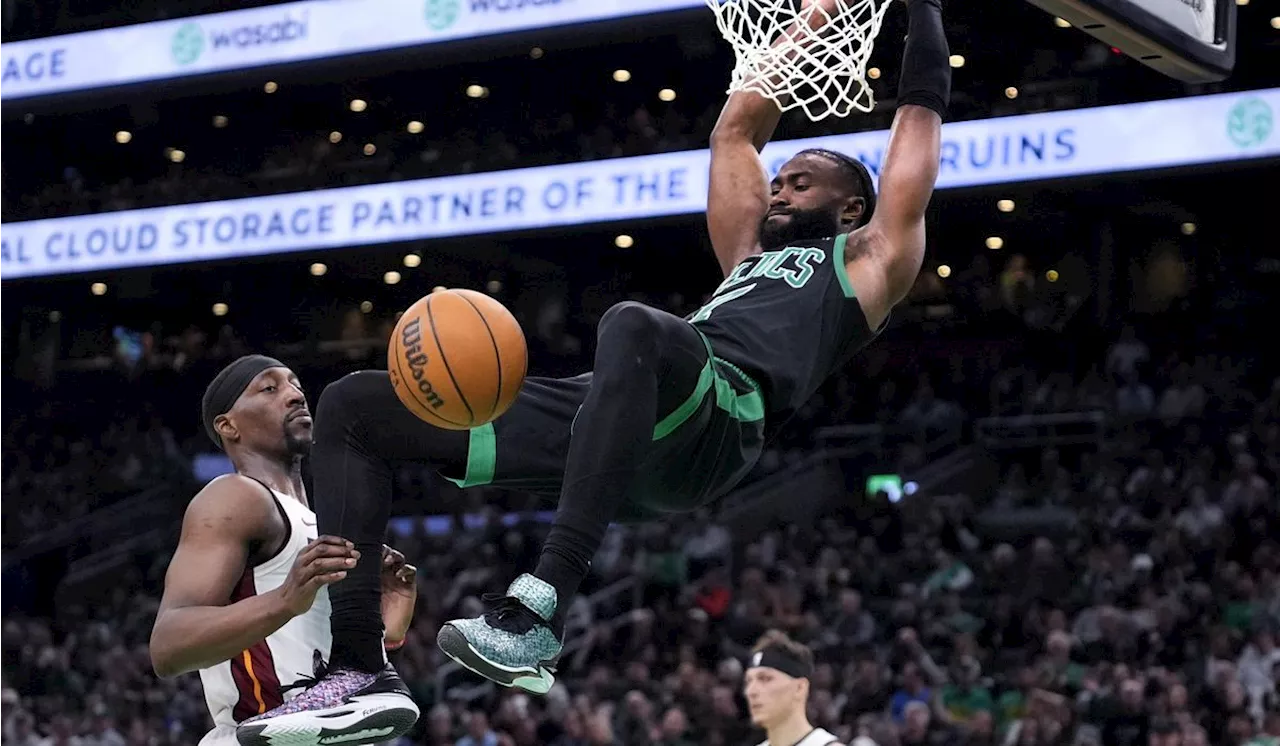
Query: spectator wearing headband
745 630 843 746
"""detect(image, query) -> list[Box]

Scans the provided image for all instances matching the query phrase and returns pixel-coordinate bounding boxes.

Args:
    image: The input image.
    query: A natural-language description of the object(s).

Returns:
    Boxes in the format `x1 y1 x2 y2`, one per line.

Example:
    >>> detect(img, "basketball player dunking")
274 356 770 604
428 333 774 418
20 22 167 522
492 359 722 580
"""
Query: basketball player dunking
241 0 949 733
747 631 844 746
149 355 420 746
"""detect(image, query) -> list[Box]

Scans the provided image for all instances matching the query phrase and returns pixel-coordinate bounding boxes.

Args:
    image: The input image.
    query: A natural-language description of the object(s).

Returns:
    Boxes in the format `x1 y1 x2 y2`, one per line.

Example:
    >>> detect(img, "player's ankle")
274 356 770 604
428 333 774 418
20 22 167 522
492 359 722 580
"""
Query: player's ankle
329 634 387 673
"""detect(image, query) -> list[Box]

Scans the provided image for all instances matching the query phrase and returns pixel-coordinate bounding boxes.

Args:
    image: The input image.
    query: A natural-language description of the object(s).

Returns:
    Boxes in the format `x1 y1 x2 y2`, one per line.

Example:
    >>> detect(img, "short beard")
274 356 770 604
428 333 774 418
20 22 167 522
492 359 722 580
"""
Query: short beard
282 420 312 457
759 208 843 250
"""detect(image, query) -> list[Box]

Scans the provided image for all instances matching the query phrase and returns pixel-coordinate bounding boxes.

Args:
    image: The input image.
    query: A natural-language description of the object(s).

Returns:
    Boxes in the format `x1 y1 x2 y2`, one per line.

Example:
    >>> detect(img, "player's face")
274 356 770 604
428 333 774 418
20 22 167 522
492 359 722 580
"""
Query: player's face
743 667 806 728
760 155 862 250
222 367 312 457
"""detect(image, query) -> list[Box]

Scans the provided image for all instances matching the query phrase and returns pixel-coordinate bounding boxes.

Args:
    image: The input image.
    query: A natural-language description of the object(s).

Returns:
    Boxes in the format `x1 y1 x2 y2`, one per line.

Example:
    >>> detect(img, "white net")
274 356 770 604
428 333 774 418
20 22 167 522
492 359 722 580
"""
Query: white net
705 0 894 121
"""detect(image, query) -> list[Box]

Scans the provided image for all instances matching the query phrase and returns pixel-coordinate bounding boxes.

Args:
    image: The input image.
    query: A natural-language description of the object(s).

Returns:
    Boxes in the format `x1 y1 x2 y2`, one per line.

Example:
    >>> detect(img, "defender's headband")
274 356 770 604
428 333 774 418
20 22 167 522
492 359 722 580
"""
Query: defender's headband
748 647 813 679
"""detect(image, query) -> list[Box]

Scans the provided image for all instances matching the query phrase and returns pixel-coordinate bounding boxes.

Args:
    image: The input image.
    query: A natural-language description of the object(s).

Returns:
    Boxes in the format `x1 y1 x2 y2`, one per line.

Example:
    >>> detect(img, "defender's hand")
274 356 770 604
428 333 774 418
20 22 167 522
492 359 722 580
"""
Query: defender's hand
380 545 417 647
277 536 358 618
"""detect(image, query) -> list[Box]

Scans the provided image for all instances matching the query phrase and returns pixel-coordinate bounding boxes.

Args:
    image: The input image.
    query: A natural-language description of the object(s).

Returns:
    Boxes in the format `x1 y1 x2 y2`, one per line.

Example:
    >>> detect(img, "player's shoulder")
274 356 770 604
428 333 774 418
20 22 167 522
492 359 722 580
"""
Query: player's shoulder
181 474 278 539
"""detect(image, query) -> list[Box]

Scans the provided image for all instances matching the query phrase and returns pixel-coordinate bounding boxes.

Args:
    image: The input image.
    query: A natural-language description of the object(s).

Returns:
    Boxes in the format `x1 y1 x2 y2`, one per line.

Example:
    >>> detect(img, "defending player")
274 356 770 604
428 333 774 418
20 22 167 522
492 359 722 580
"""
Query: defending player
242 0 949 728
150 355 420 746
746 631 844 746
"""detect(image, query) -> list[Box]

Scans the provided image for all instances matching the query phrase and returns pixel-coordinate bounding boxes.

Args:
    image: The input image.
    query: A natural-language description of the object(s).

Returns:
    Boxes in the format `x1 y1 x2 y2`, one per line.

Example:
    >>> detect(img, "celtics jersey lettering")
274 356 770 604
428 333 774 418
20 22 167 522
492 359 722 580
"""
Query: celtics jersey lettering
689 233 880 434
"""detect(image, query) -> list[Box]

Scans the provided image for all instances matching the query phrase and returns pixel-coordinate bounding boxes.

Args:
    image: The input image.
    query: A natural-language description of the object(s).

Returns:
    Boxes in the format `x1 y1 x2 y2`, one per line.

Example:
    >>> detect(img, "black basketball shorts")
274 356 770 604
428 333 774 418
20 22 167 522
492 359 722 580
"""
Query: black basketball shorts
438 325 766 521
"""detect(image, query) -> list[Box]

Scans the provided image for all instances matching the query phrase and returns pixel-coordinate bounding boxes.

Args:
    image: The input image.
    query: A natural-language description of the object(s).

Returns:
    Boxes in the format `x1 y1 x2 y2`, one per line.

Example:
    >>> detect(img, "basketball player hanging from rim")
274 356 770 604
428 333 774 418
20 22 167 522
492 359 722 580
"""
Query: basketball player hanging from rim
431 0 952 689
239 0 950 731
148 355 421 746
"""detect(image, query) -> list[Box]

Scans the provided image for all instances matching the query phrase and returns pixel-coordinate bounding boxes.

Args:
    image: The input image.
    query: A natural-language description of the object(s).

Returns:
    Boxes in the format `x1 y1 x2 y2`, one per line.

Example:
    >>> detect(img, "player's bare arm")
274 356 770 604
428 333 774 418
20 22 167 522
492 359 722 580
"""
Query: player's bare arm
380 545 418 648
150 474 357 677
844 0 948 330
843 104 941 329
708 0 839 275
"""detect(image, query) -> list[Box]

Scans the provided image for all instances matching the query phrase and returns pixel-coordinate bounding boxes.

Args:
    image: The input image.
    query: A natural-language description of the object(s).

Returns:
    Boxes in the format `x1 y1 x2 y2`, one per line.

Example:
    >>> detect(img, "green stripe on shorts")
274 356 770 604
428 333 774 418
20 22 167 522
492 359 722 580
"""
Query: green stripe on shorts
651 329 765 441
443 422 497 487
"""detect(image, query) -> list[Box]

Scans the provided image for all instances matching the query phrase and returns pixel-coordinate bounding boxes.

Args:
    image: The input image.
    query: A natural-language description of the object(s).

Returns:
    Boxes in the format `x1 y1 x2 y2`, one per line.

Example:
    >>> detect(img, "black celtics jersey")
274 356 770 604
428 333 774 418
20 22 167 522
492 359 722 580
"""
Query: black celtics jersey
689 233 881 435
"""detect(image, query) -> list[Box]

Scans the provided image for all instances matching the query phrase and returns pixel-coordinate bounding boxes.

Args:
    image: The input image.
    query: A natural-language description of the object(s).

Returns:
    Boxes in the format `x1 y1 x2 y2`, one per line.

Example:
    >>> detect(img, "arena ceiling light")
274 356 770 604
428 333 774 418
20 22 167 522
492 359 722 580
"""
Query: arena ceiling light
1181 222 1197 235
166 148 186 163
1271 16 1279 29
465 84 488 98
329 131 343 144
615 234 634 249
114 130 132 144
612 69 632 82
406 120 425 134
530 46 544 59
1045 270 1060 282
658 88 677 102
948 54 965 68
986 236 1005 250
310 262 328 277
90 282 107 296
212 302 229 316
349 99 368 112
936 264 952 278
363 143 377 156
1005 86 1019 99
360 301 373 313
403 253 422 268
486 280 503 293
867 67 881 79
996 199 1015 213
384 271 402 285
264 81 278 94
1054 16 1071 27
212 115 229 128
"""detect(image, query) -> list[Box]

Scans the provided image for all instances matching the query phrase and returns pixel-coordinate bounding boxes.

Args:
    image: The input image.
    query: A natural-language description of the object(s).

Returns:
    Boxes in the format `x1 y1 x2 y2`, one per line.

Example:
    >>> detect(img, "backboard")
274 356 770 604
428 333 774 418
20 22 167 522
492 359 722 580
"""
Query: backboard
1024 0 1236 83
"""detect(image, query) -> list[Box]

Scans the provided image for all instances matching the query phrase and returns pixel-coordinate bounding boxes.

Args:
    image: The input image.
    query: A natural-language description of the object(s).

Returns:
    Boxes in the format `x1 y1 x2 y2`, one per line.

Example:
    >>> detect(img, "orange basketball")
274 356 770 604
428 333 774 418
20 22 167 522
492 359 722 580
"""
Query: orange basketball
387 288 527 430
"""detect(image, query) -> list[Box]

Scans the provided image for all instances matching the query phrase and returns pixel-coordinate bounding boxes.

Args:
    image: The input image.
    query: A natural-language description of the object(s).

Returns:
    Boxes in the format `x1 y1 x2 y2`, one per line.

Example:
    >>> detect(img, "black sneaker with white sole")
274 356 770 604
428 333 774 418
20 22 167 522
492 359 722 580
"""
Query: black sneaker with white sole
235 664 419 746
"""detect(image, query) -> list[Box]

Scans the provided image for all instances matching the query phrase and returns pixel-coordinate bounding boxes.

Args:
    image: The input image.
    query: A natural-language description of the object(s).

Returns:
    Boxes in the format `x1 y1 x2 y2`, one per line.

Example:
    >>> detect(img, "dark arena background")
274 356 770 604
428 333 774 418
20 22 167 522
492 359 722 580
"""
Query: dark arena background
3 0 1280 744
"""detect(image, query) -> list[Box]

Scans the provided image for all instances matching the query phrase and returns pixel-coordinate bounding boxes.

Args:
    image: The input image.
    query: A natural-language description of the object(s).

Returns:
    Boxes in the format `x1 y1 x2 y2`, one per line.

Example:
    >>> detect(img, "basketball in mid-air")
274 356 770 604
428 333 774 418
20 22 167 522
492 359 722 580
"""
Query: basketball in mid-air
388 288 527 430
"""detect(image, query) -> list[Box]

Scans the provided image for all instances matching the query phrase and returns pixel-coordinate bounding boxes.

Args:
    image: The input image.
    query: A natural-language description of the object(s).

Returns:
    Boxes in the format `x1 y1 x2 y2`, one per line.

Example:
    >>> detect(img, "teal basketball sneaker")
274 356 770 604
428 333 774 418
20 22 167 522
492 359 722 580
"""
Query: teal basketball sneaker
436 574 561 694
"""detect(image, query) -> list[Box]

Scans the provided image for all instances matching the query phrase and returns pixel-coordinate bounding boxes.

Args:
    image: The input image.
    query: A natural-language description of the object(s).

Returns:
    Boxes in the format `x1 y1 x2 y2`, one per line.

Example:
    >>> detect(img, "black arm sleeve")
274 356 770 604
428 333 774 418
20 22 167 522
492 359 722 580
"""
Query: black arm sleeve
896 0 951 119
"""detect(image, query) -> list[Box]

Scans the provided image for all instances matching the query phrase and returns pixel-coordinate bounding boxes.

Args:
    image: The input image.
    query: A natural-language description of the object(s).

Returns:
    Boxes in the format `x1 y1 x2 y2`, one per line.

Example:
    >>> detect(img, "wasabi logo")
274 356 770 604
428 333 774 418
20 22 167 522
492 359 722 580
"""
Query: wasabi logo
171 23 205 66
172 12 309 65
425 0 461 30
1227 97 1272 148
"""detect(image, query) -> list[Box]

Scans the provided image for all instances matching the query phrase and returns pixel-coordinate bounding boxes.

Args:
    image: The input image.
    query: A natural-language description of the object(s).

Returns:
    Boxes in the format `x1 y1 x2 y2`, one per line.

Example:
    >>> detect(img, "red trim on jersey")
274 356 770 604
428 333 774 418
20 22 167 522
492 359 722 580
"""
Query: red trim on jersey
229 571 285 722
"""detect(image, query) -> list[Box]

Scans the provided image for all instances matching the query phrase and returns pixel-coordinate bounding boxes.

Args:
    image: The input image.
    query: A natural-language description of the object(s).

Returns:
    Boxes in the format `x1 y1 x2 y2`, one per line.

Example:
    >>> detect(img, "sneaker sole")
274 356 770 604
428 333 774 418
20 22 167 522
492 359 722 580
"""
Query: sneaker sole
235 694 419 746
436 624 556 695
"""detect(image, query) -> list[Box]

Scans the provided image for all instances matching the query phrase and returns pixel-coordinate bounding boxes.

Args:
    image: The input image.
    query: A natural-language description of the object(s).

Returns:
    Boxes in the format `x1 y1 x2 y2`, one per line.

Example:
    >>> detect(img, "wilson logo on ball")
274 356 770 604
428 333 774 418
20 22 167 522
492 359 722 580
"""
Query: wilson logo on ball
400 318 446 409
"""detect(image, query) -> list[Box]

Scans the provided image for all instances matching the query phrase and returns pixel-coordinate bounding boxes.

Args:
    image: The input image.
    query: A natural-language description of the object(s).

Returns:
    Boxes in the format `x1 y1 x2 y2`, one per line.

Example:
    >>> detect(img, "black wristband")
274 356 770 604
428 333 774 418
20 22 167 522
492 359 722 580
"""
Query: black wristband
897 0 951 119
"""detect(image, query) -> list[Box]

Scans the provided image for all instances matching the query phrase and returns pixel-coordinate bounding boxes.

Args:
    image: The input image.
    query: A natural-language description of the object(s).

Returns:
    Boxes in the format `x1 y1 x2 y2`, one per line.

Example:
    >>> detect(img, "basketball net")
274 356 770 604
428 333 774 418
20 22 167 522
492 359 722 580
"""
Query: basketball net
705 0 894 121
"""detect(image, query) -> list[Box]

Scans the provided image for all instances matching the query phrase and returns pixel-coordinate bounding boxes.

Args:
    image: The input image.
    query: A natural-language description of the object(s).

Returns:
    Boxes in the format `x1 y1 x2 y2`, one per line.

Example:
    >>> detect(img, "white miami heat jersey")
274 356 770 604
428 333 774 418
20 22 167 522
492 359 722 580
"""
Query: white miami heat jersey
197 490 332 746
756 728 842 746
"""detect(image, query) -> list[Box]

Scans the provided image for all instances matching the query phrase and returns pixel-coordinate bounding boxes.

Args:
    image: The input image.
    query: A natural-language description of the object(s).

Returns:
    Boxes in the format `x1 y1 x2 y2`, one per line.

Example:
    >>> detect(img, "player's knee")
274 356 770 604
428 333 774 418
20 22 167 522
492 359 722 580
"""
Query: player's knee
315 370 384 427
598 301 666 349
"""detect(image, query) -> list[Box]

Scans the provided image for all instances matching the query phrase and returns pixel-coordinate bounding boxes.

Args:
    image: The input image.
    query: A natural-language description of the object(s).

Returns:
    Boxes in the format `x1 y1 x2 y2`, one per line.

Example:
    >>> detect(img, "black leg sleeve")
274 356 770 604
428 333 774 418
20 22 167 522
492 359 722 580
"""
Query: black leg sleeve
311 370 469 672
532 302 707 609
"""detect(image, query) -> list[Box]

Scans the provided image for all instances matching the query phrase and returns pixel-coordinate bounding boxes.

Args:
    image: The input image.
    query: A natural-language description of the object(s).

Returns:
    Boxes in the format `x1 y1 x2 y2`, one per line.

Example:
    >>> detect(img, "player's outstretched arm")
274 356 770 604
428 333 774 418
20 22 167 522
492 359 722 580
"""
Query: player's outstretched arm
708 0 840 275
846 0 949 329
149 476 356 677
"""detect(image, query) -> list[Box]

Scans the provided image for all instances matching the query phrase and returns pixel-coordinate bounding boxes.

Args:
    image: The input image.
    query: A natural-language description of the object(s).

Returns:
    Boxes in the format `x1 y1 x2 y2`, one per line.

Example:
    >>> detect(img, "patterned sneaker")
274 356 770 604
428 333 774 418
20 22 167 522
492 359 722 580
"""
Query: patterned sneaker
235 664 419 746
436 574 562 694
